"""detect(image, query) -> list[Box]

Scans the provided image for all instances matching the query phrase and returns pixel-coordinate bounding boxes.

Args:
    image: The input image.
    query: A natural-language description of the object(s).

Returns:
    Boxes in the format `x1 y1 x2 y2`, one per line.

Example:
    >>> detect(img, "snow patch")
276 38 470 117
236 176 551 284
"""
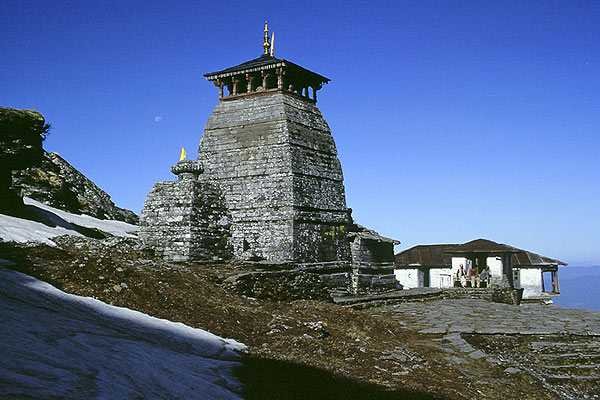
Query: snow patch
0 268 246 399
23 197 138 237
0 212 83 245
0 197 138 245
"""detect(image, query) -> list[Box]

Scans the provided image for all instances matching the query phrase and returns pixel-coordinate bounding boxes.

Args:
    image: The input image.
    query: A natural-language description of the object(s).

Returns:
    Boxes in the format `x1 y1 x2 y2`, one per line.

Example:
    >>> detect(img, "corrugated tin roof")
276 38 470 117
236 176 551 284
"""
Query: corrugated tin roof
445 238 521 254
511 251 567 266
395 244 458 267
395 239 567 268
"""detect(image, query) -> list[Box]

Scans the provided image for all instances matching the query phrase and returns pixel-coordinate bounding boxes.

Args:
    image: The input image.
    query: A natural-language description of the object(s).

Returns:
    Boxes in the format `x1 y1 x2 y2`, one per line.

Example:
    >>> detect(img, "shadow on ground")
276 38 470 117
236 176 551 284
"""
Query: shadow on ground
22 203 108 239
237 356 442 400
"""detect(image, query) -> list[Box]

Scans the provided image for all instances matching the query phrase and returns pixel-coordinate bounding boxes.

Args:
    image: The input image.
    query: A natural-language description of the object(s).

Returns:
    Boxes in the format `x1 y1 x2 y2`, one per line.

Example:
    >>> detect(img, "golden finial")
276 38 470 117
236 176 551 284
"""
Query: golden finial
263 21 270 55
179 147 187 161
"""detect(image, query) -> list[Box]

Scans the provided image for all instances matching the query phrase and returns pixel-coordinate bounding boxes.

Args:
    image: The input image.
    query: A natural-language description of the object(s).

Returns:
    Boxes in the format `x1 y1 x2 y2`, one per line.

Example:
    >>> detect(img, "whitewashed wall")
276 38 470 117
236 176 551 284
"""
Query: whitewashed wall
486 257 503 280
394 268 423 289
429 268 453 288
515 268 543 299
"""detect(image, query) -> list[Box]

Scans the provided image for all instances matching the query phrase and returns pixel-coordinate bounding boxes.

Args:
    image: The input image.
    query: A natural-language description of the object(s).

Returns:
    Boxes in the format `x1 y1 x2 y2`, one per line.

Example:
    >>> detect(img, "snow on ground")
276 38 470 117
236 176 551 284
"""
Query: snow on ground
0 267 246 399
0 197 138 245
23 197 139 237
0 212 83 245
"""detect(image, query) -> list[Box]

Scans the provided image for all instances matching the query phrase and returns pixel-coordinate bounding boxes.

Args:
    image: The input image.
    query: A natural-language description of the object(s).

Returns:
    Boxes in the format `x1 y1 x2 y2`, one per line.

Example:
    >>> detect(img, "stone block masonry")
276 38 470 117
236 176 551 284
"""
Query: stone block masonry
199 92 351 263
140 161 232 262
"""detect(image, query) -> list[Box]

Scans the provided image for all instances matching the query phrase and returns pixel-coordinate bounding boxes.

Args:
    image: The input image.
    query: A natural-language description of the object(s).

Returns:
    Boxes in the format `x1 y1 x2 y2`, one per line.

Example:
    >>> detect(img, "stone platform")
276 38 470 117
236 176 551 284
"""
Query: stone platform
384 299 600 335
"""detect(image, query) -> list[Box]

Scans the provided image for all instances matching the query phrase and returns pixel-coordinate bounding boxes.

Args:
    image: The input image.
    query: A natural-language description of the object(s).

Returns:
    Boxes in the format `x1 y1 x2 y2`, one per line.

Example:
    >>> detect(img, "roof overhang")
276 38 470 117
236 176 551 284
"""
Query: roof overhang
204 57 330 85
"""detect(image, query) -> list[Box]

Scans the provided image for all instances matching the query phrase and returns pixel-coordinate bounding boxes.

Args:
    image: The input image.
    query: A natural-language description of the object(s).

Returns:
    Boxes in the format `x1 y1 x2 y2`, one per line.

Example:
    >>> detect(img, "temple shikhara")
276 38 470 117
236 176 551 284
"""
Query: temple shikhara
140 23 398 293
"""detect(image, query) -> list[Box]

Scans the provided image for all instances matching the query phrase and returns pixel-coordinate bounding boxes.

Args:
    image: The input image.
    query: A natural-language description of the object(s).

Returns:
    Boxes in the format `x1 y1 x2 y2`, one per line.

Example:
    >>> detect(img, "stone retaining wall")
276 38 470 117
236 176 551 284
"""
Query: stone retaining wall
223 270 332 301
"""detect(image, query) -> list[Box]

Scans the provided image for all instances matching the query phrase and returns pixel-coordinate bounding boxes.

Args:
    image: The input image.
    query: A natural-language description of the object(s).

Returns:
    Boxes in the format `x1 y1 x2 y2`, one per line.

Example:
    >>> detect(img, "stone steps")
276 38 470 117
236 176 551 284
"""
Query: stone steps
540 353 600 366
543 374 600 382
527 338 600 389
333 288 443 308
545 363 600 373
530 341 600 351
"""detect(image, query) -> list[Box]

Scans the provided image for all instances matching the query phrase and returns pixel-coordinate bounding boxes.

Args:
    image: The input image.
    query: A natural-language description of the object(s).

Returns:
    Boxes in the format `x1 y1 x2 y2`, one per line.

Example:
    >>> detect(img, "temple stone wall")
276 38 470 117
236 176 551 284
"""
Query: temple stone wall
140 89 398 293
349 235 398 293
140 172 232 262
199 93 350 262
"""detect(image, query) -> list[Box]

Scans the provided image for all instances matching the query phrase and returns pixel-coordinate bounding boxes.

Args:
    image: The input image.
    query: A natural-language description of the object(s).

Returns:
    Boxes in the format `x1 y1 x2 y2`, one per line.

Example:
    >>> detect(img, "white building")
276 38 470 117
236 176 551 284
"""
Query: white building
394 239 566 300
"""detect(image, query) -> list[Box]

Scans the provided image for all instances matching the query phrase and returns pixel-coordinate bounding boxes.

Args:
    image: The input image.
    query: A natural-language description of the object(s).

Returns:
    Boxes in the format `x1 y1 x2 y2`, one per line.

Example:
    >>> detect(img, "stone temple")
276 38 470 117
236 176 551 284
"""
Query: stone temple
141 23 398 292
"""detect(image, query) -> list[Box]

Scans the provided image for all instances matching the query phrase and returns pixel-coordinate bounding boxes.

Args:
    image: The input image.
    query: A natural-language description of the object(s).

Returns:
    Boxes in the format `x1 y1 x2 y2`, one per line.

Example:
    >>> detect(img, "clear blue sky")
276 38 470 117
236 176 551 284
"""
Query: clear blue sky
2 1 599 264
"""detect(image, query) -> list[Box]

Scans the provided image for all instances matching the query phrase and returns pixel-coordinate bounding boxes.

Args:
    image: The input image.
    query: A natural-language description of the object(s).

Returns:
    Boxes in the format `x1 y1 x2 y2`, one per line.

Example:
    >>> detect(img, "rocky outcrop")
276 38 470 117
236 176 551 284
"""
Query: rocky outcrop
1 107 137 223
12 151 138 224
0 108 47 215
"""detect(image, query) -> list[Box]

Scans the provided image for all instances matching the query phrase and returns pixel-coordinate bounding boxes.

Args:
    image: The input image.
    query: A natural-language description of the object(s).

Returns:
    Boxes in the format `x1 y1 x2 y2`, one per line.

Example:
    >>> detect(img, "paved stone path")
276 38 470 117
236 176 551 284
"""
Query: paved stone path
380 300 600 399
385 299 600 335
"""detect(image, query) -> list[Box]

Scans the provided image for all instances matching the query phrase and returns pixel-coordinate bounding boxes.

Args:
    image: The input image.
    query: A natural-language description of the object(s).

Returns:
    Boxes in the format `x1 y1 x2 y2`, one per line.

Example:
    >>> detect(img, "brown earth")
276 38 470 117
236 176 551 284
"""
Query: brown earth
0 236 561 400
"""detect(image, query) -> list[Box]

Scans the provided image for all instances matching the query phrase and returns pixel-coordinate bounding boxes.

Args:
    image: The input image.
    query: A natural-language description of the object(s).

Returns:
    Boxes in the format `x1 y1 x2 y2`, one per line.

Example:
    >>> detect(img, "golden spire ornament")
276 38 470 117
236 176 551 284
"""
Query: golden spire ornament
179 147 187 161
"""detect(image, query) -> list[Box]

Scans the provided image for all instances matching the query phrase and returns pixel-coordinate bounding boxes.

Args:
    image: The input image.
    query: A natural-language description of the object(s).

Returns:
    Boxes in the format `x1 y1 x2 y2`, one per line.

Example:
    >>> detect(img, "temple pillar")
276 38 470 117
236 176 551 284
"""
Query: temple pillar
262 71 268 90
217 80 224 98
246 74 254 93
232 78 239 95
312 87 318 102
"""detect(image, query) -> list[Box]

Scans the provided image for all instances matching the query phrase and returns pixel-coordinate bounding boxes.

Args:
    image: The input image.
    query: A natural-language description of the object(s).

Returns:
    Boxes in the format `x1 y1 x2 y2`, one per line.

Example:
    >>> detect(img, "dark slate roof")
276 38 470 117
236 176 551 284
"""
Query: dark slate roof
395 244 459 267
395 240 567 268
203 54 330 83
204 55 280 76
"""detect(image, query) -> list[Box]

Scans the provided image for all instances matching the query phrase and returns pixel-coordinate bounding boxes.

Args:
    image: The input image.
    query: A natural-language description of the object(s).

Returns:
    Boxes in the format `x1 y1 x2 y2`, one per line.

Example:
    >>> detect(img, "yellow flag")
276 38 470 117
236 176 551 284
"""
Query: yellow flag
179 147 186 161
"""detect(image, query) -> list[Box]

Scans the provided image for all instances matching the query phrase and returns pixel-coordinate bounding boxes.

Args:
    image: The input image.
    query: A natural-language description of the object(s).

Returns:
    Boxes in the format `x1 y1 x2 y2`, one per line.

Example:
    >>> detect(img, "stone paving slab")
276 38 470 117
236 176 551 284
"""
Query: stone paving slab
333 287 442 306
384 299 600 336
